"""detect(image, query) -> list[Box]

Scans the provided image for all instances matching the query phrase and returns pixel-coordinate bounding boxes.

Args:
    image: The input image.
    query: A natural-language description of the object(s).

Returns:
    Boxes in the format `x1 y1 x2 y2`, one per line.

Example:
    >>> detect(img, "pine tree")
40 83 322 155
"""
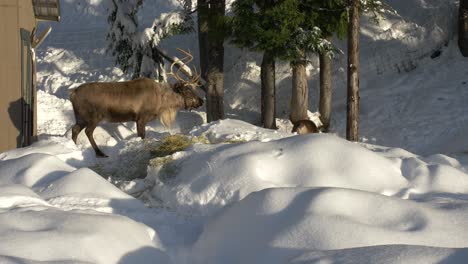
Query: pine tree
291 0 386 134
290 49 308 124
306 0 348 132
230 0 329 129
198 0 226 122
318 36 333 132
288 2 330 125
345 0 390 141
107 0 194 80
347 0 359 141
107 0 142 78
289 3 313 124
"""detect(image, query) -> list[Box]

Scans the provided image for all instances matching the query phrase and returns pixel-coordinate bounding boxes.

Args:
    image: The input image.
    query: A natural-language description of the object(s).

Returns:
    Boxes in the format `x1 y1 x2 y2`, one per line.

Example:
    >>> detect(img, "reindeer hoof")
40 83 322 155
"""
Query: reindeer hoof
96 152 108 158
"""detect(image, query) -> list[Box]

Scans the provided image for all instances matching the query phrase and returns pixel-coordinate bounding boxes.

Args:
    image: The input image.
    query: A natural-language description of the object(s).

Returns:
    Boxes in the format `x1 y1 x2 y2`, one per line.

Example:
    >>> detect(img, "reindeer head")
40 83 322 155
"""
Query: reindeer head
169 48 204 110
171 82 203 110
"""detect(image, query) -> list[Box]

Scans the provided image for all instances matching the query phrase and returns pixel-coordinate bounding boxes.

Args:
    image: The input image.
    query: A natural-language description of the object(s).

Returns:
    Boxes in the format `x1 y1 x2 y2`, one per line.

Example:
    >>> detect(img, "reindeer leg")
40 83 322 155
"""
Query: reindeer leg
136 120 146 139
72 121 85 144
85 124 108 158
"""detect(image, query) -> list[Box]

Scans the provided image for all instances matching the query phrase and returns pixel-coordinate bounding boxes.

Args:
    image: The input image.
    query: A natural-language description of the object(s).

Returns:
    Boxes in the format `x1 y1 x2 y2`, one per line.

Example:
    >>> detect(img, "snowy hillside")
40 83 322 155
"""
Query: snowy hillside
1 0 468 263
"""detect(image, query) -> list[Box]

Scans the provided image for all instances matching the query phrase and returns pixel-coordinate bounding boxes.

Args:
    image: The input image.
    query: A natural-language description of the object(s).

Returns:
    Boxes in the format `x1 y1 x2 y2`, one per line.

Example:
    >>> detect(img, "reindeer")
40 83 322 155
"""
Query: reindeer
69 49 204 157
291 119 319 135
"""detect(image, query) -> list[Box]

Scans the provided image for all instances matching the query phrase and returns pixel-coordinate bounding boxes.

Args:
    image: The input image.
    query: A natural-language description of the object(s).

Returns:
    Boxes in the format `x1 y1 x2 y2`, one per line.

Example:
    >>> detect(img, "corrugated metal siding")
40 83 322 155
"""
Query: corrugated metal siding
32 0 60 21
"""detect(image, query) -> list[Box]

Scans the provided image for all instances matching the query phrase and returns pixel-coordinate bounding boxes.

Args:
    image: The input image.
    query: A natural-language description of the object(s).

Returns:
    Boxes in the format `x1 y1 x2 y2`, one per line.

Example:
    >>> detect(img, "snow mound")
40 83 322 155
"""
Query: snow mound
290 245 468 264
0 137 88 167
148 119 468 218
0 255 92 264
191 187 468 264
0 154 171 263
190 119 292 143
148 132 409 216
401 156 468 195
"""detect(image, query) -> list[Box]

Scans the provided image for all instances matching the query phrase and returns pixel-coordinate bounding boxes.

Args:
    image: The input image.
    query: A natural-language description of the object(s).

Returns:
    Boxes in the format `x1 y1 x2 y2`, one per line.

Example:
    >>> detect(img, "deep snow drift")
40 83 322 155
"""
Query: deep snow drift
1 0 468 263
2 125 468 263
0 153 170 264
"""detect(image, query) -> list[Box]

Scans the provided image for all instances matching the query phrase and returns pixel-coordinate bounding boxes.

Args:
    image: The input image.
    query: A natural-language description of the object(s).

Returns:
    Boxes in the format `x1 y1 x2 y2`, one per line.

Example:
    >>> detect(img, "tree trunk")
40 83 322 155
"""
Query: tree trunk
197 0 225 122
319 37 332 132
459 0 468 56
197 0 209 79
206 66 225 121
347 0 359 141
261 51 277 129
290 50 308 124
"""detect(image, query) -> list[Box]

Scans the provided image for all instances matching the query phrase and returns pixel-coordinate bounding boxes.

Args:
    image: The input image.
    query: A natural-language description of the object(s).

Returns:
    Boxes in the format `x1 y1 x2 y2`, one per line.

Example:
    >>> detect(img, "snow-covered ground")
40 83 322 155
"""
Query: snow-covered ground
3 124 468 263
1 0 468 263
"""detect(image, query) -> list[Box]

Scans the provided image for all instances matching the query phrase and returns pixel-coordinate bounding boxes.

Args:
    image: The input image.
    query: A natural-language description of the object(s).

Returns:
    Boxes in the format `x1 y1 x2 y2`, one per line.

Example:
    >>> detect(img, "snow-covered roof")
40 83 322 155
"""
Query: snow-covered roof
33 0 60 22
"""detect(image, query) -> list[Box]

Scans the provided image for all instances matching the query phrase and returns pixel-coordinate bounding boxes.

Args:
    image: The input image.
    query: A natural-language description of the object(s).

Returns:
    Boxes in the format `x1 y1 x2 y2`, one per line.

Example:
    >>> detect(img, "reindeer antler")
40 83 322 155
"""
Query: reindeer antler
168 48 203 89
155 46 206 92
168 58 185 83
176 48 193 64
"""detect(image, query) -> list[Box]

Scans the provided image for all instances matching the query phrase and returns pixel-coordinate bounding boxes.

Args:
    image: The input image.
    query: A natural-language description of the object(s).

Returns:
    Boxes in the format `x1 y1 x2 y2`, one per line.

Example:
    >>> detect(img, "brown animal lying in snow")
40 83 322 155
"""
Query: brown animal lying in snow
291 119 319 134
